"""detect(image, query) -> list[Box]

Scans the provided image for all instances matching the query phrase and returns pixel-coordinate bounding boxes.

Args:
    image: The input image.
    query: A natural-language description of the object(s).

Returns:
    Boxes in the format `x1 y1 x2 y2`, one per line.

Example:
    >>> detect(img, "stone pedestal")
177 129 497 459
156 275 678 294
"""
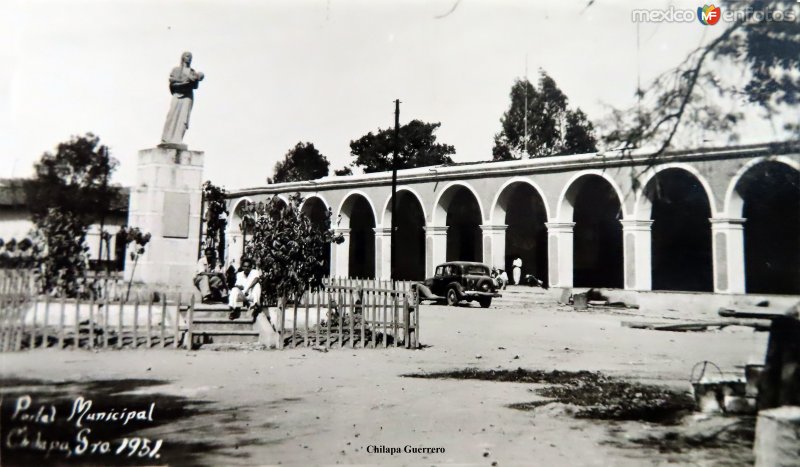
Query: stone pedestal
424 226 448 278
374 227 392 280
331 228 351 278
545 222 575 288
126 147 204 292
481 224 507 269
620 219 654 291
710 218 746 294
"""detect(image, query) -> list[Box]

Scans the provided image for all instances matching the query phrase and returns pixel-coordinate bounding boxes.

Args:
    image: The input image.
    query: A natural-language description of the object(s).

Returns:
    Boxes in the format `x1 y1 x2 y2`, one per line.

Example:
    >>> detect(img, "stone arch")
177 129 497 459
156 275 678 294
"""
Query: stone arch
634 163 717 219
338 191 376 279
560 172 625 288
300 195 332 274
637 166 713 291
557 170 626 222
726 157 800 294
433 181 484 262
381 186 427 227
226 196 254 267
337 190 378 230
724 156 800 218
491 178 549 284
381 187 427 280
433 181 485 226
299 194 330 215
490 177 551 223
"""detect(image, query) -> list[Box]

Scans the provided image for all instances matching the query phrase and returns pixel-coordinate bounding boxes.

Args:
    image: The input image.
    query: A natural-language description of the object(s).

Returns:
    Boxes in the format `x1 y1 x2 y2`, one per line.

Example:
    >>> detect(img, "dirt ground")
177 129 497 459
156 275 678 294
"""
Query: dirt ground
0 296 768 466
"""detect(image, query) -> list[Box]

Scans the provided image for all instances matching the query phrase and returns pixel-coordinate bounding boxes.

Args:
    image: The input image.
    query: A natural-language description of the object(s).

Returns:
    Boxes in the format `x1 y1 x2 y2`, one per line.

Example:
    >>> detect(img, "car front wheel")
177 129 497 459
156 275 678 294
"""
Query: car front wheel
446 288 459 306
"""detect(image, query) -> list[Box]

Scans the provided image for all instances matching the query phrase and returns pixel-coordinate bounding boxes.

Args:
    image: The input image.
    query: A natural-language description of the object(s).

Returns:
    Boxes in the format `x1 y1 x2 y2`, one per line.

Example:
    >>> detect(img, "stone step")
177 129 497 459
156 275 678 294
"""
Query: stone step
189 329 260 346
191 318 255 331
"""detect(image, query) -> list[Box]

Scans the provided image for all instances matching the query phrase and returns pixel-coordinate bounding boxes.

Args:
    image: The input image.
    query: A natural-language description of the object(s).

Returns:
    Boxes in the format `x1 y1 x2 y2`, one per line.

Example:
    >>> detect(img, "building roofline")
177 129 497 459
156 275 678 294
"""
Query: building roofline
227 141 800 198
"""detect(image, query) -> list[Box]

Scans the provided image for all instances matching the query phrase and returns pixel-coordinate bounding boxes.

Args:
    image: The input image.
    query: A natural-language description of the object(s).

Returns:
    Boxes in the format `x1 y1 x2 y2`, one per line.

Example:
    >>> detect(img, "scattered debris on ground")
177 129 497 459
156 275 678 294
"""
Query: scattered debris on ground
610 414 756 464
404 368 695 424
622 320 769 332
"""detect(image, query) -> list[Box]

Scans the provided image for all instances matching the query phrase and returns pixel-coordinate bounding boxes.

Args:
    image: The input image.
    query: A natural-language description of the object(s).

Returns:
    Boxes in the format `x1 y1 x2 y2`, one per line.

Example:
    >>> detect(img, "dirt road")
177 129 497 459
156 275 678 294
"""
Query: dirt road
0 300 767 466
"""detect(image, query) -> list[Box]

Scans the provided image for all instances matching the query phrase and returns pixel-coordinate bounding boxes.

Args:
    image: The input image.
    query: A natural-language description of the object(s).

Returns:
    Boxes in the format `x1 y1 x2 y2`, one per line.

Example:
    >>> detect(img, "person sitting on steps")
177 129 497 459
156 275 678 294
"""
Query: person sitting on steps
228 257 261 320
194 247 228 304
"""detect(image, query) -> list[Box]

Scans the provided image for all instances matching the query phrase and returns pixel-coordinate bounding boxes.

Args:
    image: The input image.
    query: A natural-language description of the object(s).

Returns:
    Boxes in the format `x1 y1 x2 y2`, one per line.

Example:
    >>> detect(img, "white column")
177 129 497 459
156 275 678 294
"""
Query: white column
332 228 350 278
710 218 746 294
424 226 448 278
374 227 392 280
480 224 507 269
620 219 654 291
545 222 575 288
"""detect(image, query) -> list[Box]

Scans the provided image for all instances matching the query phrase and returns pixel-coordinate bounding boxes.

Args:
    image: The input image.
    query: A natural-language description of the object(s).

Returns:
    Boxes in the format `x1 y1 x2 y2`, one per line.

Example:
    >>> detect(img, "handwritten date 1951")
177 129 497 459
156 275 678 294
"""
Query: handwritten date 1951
75 429 162 459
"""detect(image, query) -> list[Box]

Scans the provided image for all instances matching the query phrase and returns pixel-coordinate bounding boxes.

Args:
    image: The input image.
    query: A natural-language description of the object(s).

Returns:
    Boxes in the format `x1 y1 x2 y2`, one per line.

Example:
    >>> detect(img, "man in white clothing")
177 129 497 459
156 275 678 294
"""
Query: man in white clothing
228 257 261 320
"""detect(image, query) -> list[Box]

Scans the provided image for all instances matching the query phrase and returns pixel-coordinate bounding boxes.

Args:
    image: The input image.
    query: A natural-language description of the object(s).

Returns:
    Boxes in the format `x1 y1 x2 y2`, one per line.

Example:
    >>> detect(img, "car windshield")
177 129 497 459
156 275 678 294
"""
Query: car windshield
464 265 488 275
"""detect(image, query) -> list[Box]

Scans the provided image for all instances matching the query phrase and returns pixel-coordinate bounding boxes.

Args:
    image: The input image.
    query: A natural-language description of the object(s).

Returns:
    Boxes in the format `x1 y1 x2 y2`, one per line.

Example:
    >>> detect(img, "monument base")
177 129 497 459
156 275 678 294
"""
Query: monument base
126 146 204 293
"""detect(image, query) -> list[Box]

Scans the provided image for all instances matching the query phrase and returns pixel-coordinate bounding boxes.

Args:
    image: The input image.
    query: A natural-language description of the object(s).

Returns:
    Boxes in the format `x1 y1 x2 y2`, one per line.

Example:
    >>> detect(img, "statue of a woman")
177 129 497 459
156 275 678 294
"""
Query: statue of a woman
161 51 204 147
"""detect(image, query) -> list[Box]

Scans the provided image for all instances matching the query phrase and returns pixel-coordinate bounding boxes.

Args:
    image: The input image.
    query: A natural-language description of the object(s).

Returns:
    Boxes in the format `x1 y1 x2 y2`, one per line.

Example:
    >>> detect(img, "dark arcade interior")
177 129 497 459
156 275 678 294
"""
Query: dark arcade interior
445 187 482 263
347 196 375 279
301 197 332 275
572 176 624 288
739 162 800 294
648 169 713 292
503 184 548 285
391 191 426 281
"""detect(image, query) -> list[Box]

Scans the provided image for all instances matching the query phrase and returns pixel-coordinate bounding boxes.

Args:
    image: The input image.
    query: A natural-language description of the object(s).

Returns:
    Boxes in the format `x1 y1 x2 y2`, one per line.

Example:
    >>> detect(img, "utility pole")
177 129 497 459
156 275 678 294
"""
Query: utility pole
390 99 400 281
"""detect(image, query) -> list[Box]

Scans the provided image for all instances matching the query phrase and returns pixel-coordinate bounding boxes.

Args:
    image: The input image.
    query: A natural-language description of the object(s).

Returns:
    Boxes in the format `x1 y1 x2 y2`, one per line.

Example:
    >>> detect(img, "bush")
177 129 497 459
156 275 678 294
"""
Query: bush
244 194 343 306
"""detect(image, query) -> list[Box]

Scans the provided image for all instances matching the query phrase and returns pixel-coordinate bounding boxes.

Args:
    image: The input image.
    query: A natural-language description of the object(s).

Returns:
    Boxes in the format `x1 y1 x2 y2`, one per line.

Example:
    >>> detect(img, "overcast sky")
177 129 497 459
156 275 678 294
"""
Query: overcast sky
1 0 792 189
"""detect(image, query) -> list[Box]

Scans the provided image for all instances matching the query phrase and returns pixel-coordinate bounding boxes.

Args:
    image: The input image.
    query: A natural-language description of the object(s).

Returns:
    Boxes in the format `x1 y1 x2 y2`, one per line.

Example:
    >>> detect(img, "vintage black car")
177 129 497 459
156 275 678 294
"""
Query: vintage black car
412 261 501 308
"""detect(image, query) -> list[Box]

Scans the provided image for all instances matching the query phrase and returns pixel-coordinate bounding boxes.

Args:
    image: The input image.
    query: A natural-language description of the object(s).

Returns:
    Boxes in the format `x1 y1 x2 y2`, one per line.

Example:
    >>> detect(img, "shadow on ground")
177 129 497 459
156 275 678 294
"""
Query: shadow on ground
404 367 696 424
0 378 268 466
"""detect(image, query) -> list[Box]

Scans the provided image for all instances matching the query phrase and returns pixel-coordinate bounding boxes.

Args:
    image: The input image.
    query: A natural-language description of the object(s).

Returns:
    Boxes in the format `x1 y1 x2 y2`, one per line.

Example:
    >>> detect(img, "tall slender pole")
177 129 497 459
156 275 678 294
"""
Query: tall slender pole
390 99 400 281
524 54 528 157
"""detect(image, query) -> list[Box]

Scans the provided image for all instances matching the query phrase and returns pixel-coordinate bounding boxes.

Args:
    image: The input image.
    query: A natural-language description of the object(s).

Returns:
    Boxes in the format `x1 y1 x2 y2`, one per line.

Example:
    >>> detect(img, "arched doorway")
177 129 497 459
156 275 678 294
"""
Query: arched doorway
733 161 800 294
567 175 623 288
340 194 376 279
384 190 426 280
301 196 331 275
441 186 482 262
643 169 713 291
494 182 548 284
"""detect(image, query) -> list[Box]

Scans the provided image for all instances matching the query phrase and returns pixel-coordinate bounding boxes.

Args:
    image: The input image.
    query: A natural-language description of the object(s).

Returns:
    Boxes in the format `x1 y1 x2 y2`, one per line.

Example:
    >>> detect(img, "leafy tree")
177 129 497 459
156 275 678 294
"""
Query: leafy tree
493 72 597 160
348 120 455 173
563 109 598 156
202 181 229 258
269 142 330 183
245 194 343 306
603 0 800 175
334 166 353 176
26 133 120 224
32 209 90 297
25 134 120 296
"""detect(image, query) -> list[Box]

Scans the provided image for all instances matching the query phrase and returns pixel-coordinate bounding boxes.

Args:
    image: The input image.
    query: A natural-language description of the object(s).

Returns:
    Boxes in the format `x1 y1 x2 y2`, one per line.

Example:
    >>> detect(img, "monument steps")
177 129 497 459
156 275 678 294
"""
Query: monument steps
180 303 261 347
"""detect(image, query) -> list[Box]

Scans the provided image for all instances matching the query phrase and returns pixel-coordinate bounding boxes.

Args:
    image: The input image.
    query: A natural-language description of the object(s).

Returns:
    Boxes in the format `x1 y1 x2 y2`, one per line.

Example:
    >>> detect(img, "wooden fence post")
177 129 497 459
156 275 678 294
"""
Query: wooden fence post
160 294 167 348
102 295 109 349
57 295 66 349
304 290 310 348
132 295 140 348
146 295 153 348
185 295 195 350
88 296 95 350
173 293 181 349
73 296 81 350
30 298 39 350
117 297 124 349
